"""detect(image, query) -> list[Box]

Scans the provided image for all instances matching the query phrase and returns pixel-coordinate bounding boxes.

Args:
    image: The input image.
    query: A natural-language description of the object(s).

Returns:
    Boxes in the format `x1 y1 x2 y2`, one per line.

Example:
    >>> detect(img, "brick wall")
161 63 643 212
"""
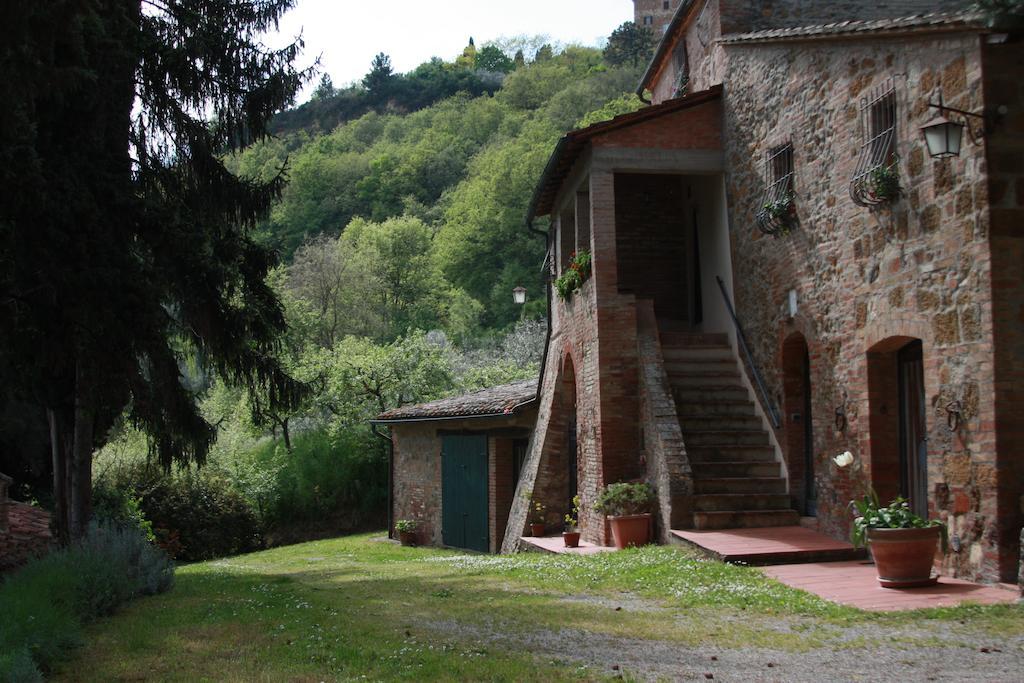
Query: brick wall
718 33 1010 580
634 0 684 37
615 173 689 321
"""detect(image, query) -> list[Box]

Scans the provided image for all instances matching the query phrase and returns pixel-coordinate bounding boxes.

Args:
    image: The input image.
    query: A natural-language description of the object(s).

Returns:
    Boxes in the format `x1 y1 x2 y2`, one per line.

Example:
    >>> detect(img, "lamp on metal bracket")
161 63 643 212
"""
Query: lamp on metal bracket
921 89 1004 159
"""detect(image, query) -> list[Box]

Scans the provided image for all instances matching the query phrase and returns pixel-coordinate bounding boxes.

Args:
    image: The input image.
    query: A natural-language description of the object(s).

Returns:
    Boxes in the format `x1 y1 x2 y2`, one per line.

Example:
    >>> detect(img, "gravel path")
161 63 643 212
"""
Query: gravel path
423 593 1024 682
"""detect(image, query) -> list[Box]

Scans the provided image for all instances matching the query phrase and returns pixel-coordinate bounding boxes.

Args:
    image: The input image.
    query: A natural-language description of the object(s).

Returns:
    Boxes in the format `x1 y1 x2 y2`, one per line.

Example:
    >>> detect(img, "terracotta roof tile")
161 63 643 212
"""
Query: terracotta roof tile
719 10 983 45
373 378 538 423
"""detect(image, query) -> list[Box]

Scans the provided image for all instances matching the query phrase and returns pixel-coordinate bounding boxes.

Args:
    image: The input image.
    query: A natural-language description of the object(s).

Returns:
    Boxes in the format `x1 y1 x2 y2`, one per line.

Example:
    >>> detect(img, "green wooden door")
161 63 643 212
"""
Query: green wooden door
441 435 489 552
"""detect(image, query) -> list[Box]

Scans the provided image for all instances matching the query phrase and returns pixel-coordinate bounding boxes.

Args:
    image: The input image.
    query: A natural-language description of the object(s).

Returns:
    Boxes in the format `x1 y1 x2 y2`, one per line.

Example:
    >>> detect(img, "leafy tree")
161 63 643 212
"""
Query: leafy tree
363 52 397 105
476 45 515 74
534 44 555 62
604 21 656 67
514 49 527 69
0 0 310 540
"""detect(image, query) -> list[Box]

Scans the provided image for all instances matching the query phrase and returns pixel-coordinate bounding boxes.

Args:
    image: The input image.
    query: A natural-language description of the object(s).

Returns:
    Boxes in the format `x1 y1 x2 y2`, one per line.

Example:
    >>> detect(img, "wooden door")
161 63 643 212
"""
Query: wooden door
898 341 928 517
441 435 489 552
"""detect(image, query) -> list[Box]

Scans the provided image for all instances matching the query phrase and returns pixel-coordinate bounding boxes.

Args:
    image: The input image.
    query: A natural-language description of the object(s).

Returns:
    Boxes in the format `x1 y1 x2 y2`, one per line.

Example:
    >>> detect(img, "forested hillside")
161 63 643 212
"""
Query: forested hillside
81 39 647 558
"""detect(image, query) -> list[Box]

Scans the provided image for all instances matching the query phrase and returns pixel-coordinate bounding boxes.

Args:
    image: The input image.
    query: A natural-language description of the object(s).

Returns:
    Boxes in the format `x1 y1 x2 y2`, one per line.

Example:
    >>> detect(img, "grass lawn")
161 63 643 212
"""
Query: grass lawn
53 533 1023 681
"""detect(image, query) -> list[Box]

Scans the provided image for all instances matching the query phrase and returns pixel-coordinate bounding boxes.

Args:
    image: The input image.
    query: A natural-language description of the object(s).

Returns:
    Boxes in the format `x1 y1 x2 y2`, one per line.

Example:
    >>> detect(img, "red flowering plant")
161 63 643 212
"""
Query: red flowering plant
555 250 592 300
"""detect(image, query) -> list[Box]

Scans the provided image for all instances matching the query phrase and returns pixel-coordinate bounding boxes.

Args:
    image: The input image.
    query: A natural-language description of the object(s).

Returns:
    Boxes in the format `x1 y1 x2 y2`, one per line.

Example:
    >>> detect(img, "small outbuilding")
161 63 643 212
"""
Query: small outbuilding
372 379 538 553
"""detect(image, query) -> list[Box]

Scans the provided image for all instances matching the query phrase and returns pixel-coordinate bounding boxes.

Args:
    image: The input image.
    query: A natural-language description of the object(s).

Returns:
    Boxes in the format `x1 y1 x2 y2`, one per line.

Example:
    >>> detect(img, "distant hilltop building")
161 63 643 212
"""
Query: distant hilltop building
633 0 683 35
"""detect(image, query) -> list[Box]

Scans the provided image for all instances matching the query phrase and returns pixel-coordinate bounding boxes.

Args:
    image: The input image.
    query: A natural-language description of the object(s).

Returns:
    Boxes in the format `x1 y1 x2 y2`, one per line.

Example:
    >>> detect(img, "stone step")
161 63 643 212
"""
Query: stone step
675 400 757 417
692 461 782 478
682 429 769 447
693 493 792 512
694 477 787 495
687 445 777 463
659 332 730 347
678 414 763 431
668 372 743 388
692 509 801 530
662 347 735 363
673 386 750 402
664 360 738 375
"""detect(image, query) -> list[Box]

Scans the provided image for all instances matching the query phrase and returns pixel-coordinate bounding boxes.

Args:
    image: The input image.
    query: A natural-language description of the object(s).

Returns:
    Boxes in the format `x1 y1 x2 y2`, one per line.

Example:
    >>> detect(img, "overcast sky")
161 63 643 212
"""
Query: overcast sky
272 0 634 101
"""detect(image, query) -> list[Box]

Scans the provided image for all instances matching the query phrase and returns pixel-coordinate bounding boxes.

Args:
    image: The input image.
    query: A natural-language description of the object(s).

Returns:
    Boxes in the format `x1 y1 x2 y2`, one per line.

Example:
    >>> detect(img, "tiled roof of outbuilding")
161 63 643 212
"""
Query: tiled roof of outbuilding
372 378 538 423
719 10 983 45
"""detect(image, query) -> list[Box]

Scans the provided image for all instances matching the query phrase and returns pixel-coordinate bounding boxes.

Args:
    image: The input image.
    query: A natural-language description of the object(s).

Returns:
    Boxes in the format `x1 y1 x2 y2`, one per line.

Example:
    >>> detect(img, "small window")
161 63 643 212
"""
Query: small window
643 15 654 25
663 1 671 9
850 80 898 206
756 143 795 236
559 208 576 274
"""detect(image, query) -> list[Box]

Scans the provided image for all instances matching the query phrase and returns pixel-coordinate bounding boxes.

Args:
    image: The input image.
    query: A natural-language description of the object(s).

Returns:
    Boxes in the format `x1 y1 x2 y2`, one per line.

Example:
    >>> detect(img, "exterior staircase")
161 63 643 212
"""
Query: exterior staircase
660 330 801 530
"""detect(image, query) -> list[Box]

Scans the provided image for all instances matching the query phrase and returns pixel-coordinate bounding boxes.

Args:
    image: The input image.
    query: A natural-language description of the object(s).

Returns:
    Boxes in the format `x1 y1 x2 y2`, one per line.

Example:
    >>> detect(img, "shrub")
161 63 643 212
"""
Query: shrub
594 482 655 517
261 428 387 529
141 472 263 562
92 479 155 541
0 522 173 677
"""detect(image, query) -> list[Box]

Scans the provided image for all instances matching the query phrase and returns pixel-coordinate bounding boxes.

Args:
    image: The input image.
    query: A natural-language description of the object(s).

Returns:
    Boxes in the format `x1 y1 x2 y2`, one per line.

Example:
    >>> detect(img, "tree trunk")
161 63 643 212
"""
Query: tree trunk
69 364 95 539
47 408 70 544
281 417 292 453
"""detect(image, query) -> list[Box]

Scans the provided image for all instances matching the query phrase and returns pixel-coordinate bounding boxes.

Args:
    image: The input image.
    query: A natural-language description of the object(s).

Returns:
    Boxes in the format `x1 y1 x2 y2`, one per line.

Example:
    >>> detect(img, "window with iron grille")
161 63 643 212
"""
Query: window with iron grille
756 143 795 236
850 80 900 206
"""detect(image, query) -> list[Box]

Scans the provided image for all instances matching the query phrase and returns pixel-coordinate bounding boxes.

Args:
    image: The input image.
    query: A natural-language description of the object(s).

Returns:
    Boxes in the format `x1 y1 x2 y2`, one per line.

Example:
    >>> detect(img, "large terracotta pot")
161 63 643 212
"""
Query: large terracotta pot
563 531 581 548
609 514 652 549
530 523 546 537
398 530 417 547
867 526 941 588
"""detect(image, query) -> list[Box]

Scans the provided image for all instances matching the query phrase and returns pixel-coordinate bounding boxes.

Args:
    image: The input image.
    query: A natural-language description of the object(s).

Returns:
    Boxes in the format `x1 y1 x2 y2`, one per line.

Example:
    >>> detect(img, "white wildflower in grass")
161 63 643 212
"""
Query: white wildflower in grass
833 451 854 468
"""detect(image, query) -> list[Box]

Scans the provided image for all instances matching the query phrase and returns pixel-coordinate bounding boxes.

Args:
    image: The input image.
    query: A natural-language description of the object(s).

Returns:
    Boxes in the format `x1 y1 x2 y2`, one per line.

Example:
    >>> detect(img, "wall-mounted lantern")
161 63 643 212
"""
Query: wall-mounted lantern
921 90 995 159
512 286 527 305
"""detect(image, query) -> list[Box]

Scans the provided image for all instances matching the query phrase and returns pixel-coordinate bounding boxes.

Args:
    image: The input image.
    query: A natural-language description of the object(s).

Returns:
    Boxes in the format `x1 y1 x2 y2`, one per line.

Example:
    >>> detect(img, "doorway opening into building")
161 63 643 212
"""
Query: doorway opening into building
782 333 815 515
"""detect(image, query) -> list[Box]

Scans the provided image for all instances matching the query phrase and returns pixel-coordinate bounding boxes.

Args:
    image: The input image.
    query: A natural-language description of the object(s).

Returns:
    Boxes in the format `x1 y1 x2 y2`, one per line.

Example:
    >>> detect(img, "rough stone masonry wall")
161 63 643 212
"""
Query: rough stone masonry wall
721 34 1006 580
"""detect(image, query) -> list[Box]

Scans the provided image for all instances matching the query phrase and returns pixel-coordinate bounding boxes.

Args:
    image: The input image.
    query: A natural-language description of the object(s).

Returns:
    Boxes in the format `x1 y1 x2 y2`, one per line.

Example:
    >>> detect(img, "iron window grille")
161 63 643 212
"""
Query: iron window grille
756 143 795 236
850 80 900 207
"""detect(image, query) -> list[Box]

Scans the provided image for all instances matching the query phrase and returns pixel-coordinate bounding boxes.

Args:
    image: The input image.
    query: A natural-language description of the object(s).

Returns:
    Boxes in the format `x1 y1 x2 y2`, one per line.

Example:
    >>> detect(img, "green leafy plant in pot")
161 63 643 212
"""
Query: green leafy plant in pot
594 482 654 549
836 452 948 588
563 495 581 548
395 519 419 547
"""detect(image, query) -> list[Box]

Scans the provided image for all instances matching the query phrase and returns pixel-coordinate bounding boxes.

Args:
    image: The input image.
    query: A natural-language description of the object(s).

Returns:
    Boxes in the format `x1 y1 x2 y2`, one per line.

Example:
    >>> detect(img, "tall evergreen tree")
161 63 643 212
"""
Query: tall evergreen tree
603 21 655 67
0 0 311 540
363 52 396 104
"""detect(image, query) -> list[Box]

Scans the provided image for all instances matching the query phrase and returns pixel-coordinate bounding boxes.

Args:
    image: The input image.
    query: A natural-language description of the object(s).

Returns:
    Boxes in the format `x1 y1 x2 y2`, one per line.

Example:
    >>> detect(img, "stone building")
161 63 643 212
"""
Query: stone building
379 0 1022 584
634 0 684 36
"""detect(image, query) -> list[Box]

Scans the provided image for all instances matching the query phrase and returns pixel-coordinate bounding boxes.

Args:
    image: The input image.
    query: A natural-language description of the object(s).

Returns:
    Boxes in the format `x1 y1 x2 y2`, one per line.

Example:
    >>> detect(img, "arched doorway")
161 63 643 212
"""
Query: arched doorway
563 357 579 504
782 334 815 515
867 337 928 516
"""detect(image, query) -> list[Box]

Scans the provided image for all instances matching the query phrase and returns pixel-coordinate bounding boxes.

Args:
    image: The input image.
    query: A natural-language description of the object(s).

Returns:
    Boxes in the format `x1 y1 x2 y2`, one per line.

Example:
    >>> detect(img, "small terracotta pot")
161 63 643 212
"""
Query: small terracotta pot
609 514 652 549
530 523 546 537
398 530 417 547
563 531 581 548
867 526 941 588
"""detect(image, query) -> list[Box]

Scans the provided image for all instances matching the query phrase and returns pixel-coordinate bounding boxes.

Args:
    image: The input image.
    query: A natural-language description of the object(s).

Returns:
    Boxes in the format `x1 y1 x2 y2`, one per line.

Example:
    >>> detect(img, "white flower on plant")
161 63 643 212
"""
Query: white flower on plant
833 451 854 468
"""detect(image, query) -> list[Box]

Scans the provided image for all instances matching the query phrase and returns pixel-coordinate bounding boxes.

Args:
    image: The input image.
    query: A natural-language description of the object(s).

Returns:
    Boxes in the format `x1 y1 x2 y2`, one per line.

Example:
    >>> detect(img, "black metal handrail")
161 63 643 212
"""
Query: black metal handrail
715 276 782 429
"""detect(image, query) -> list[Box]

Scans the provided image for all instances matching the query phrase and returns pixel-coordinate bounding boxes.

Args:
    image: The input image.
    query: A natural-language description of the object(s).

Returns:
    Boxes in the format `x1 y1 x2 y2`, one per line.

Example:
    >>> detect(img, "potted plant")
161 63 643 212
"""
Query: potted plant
757 191 796 236
395 519 418 547
594 482 655 549
563 495 581 548
866 164 901 203
850 493 948 588
836 452 948 588
554 250 592 300
529 500 546 537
